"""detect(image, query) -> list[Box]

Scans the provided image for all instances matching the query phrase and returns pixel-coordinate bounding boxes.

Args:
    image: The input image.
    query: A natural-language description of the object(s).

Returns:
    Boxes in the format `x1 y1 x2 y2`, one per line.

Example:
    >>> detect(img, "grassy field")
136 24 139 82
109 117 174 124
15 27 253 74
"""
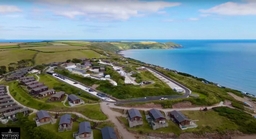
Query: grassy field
0 49 36 66
35 50 103 64
25 46 88 51
50 104 108 120
182 110 238 133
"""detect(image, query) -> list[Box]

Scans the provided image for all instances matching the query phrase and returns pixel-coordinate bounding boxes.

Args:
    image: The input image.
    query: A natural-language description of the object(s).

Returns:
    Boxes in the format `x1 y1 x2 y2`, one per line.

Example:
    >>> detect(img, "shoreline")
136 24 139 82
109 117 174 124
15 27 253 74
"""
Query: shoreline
118 48 253 97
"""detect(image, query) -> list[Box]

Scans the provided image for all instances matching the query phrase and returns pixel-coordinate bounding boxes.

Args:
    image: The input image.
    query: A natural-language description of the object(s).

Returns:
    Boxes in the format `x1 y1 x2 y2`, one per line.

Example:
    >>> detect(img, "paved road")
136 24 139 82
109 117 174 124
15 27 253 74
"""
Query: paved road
100 102 136 139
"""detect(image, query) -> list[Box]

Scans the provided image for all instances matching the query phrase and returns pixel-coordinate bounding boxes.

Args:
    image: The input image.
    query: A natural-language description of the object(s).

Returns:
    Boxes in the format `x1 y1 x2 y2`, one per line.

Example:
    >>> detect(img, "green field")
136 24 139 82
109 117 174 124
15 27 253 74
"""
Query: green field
24 46 87 51
0 49 36 66
182 110 238 133
35 50 103 64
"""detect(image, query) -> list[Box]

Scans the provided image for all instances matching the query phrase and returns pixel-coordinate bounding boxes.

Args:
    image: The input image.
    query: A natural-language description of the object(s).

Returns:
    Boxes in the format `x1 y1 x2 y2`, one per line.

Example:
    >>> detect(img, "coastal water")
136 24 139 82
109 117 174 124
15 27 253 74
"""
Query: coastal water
120 40 256 95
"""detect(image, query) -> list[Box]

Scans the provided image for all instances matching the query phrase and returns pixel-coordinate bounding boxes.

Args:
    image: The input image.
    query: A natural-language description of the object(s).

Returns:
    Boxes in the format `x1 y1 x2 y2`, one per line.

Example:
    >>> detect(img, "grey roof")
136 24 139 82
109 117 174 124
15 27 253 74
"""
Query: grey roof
59 114 72 125
3 108 29 117
0 105 21 113
78 122 91 134
25 81 38 86
39 89 55 95
27 82 44 88
0 95 10 99
0 102 16 107
20 76 34 80
37 110 50 120
51 91 65 98
0 98 13 103
68 94 80 102
170 110 188 123
101 127 117 139
149 109 165 120
32 86 48 91
128 108 142 119
21 78 35 83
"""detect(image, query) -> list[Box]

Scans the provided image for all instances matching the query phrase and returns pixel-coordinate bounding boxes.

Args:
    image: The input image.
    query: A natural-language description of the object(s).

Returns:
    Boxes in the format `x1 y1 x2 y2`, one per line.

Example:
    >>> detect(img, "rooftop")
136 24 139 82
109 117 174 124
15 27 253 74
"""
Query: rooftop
170 110 189 123
37 110 51 120
149 109 165 120
78 122 91 135
51 91 65 98
59 114 72 125
68 94 80 102
128 108 142 119
101 127 117 139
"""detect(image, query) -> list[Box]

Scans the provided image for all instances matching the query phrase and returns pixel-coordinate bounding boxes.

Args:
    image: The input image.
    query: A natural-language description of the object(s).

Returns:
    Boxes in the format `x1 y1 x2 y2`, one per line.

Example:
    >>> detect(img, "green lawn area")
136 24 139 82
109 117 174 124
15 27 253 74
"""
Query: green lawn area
38 73 99 102
136 70 170 88
26 46 88 52
182 110 238 133
51 104 108 121
0 49 36 66
35 50 104 64
117 112 182 135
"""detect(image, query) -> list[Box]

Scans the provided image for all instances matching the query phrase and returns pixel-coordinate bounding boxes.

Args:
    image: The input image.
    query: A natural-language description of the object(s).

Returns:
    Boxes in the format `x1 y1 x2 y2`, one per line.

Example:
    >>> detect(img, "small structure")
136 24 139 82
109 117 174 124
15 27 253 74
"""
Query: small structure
0 102 17 109
3 108 29 119
64 63 76 69
105 75 111 79
49 92 65 101
29 69 41 74
101 127 117 139
20 77 35 84
147 109 168 130
0 95 10 100
169 110 197 130
27 82 44 90
68 94 84 106
74 122 93 139
127 108 143 127
36 110 51 126
59 114 73 132
0 105 22 114
0 98 13 104
38 89 55 98
30 86 48 94
24 81 39 86
173 87 185 93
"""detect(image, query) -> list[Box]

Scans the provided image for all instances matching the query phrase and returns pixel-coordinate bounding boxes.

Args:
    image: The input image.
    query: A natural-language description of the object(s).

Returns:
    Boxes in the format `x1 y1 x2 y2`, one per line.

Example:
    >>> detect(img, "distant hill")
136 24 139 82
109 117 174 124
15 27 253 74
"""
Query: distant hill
88 41 181 53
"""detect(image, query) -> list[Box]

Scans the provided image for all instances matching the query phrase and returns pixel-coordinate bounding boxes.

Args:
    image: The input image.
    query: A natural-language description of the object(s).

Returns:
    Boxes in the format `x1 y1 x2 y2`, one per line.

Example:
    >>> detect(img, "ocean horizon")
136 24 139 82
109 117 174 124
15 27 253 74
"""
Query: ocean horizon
120 40 256 95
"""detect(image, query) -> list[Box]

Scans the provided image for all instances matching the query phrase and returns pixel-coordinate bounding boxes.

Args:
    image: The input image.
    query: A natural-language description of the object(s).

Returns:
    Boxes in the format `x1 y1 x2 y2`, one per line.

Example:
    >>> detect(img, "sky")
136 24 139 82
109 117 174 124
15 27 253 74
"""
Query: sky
0 0 256 40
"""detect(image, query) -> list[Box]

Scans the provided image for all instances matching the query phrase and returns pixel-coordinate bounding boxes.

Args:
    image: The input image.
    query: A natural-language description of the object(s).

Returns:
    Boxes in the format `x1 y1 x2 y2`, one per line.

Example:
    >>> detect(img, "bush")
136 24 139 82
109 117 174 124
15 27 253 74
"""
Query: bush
213 107 256 134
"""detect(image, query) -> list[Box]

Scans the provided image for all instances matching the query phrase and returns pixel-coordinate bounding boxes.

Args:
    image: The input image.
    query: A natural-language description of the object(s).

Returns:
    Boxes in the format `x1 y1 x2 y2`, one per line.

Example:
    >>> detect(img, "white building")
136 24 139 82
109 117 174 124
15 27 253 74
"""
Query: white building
173 87 185 93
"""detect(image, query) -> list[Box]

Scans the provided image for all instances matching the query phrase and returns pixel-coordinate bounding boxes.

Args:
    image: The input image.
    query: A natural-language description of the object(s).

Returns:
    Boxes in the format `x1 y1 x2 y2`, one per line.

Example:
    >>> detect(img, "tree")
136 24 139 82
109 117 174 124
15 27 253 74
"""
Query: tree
66 59 71 63
71 58 82 63
0 66 7 75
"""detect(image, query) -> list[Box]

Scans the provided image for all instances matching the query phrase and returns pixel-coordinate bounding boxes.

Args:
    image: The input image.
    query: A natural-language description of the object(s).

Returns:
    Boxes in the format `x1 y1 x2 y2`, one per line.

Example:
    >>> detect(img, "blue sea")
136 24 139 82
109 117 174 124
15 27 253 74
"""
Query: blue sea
120 40 256 95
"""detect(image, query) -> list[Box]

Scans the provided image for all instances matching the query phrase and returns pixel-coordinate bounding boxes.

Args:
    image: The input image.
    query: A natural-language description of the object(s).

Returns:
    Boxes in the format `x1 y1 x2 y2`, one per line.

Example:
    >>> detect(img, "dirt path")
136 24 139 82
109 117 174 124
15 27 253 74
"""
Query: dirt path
100 102 136 139
232 135 256 139
109 101 226 112
35 74 40 81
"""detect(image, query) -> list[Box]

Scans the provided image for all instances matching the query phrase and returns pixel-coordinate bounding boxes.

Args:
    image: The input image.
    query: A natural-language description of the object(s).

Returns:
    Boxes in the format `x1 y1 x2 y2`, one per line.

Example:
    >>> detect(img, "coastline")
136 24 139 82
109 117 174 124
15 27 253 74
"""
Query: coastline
118 48 253 97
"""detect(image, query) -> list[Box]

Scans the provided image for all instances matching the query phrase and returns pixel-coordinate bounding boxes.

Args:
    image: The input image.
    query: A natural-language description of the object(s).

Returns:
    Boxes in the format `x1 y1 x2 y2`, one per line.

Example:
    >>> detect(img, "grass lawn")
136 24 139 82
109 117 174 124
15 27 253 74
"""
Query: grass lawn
27 46 88 52
117 113 182 135
0 49 36 66
38 74 99 102
137 70 169 88
51 104 108 121
35 50 103 64
182 110 238 133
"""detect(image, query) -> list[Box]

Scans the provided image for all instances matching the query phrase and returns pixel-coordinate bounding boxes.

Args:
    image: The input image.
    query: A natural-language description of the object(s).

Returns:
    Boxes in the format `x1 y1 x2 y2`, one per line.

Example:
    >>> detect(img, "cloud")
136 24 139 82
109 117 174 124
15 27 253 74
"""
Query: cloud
188 17 199 21
200 1 256 15
0 5 22 14
35 0 181 20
